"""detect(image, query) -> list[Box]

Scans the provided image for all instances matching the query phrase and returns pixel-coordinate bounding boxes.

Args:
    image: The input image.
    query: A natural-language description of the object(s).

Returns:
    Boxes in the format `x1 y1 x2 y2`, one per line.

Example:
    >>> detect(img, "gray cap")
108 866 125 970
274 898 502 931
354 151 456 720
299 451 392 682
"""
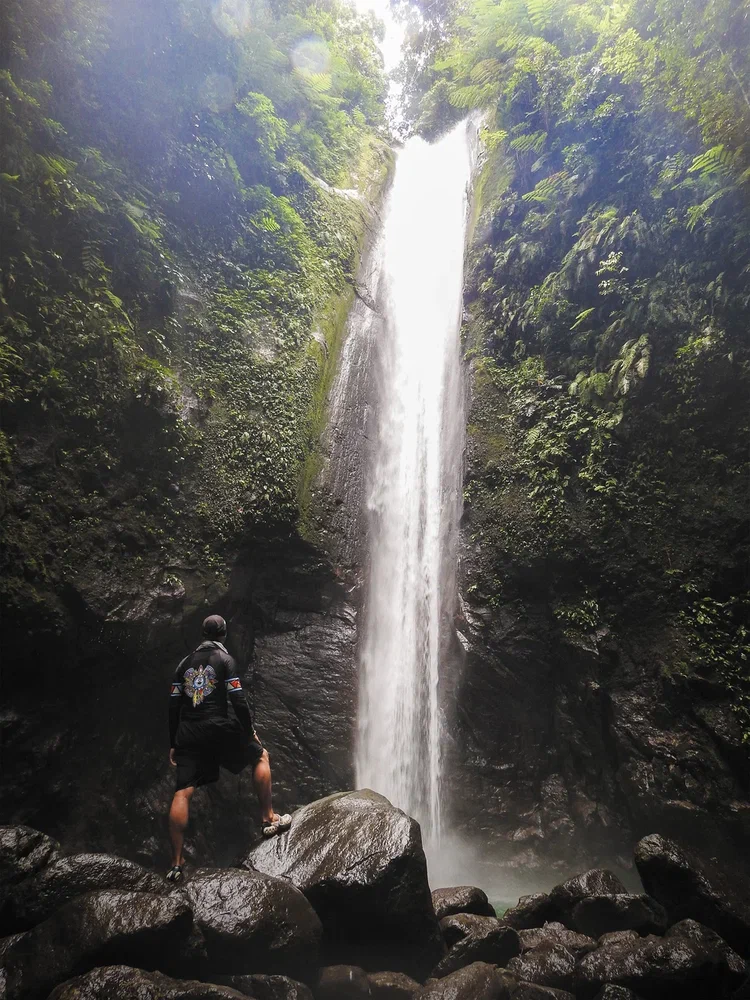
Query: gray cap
202 614 227 637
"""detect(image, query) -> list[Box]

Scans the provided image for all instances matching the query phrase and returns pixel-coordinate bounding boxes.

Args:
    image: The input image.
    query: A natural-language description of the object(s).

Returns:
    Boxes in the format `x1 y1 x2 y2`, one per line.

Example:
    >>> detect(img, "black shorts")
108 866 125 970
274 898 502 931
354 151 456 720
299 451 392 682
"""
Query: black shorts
174 716 264 791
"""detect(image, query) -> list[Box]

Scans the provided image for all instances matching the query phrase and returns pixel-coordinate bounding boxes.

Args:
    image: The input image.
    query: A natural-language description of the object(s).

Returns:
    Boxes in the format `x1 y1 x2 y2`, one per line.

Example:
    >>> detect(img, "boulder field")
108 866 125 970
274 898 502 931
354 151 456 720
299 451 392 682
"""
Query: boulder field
0 791 749 1000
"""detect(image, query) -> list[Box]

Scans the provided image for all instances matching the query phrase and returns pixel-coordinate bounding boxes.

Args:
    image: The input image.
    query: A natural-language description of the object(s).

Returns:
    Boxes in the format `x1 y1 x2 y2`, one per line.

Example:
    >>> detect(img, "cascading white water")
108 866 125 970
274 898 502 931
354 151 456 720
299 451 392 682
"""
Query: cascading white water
355 122 475 847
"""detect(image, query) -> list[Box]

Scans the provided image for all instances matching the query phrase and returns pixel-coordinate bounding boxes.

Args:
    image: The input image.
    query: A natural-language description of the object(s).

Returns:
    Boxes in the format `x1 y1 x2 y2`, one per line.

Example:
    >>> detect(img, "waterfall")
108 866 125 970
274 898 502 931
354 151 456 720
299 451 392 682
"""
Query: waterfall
355 121 475 848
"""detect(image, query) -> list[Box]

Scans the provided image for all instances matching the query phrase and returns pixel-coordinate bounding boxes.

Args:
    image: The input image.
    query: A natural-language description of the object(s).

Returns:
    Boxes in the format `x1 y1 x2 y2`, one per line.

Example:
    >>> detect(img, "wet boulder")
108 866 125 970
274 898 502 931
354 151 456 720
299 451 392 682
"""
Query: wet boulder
0 937 23 966
5 889 192 1000
549 871 628 926
1 854 163 931
421 962 512 1000
503 896 561 931
597 932 639 948
0 936 25 1000
432 888 495 921
215 975 314 1000
244 791 442 980
635 835 750 957
315 966 371 1000
665 920 746 989
571 895 668 938
511 985 575 1000
506 943 575 992
518 922 596 959
368 971 422 1000
575 931 742 999
183 868 321 982
47 965 247 1000
0 829 59 896
432 914 520 977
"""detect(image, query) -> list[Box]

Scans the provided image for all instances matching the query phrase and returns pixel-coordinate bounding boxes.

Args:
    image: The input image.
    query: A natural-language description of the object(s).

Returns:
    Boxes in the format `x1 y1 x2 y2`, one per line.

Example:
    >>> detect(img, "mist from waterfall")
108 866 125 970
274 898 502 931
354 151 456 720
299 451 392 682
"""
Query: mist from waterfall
355 122 474 854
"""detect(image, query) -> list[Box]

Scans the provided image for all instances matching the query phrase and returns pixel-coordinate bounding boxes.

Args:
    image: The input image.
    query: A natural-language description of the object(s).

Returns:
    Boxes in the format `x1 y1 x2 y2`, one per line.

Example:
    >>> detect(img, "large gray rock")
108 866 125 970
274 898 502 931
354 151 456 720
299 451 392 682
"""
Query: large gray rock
0 829 59 894
635 834 750 957
421 962 512 1000
575 931 742 999
215 975 314 1000
47 965 248 1000
244 791 442 979
433 914 519 977
184 868 321 982
1 854 163 931
571 895 668 938
506 944 576 992
432 888 495 921
503 895 561 931
315 966 371 1000
518 922 595 959
5 890 192 1000
549 871 628 925
368 971 422 1000
665 919 746 989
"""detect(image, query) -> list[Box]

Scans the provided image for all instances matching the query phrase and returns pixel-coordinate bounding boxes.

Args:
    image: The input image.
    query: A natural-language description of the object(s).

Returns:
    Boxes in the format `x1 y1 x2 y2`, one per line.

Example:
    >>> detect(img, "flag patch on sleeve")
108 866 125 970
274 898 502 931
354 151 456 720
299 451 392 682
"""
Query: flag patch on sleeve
170 682 182 697
226 677 242 692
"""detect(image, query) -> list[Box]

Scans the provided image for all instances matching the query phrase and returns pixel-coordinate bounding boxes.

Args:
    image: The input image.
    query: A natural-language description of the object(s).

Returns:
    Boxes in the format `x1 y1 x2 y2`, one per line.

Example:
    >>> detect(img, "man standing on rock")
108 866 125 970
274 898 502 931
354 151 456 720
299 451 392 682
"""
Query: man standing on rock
166 614 291 881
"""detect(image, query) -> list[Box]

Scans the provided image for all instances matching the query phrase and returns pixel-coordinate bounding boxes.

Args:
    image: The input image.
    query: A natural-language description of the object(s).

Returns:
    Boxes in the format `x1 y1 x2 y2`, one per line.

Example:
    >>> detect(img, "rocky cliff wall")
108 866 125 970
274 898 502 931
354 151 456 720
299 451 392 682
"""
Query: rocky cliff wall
443 140 750 877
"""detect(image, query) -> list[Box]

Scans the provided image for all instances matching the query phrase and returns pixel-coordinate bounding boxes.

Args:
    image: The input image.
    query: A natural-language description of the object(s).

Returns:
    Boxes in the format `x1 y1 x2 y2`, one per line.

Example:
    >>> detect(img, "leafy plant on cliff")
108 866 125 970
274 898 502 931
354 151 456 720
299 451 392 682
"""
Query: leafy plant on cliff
434 0 750 731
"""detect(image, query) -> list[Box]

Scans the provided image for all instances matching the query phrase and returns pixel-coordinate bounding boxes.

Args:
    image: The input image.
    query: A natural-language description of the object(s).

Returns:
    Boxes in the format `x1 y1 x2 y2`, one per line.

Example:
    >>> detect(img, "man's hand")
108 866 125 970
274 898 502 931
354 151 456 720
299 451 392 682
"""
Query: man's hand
169 748 177 768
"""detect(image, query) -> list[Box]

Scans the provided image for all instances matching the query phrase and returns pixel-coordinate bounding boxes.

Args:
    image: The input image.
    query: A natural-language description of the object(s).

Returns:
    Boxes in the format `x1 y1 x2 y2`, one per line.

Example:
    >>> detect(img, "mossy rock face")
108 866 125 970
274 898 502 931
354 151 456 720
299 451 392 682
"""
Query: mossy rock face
444 2 750 867
0 0 392 860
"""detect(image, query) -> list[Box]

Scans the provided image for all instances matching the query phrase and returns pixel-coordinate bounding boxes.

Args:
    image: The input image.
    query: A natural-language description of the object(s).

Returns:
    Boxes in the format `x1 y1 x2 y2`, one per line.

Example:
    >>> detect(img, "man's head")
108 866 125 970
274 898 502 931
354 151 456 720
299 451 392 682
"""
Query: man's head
202 614 227 639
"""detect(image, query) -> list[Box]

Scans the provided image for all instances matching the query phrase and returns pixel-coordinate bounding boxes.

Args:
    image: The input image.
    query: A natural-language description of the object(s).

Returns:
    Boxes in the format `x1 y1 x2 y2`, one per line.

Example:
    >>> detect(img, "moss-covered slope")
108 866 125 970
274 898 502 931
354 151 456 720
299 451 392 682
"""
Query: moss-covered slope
0 0 391 633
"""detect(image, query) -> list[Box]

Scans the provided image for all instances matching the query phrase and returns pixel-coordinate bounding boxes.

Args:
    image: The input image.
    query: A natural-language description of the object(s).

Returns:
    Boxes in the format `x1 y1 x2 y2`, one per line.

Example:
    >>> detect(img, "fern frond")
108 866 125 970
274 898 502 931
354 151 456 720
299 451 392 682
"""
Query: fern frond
686 188 732 231
688 144 738 178
470 59 503 84
527 0 555 30
571 307 595 330
522 170 569 204
448 82 500 109
509 130 547 153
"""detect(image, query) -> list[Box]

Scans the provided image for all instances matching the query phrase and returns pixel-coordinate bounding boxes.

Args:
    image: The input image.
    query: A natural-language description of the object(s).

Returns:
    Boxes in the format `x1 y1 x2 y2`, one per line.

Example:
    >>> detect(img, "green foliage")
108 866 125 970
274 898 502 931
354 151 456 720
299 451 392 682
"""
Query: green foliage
679 596 750 739
446 0 750 727
0 0 387 618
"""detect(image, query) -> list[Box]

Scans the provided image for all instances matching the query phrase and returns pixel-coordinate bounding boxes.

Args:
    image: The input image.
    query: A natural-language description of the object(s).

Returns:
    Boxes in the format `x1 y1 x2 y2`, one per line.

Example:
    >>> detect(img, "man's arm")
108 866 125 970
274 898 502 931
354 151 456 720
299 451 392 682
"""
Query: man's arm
225 656 254 736
169 669 184 749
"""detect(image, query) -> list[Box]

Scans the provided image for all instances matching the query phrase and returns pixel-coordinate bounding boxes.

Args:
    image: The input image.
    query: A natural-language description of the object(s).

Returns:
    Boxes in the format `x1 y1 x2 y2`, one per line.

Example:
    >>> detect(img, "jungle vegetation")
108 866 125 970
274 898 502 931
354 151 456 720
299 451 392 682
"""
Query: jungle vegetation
421 0 750 732
0 0 389 627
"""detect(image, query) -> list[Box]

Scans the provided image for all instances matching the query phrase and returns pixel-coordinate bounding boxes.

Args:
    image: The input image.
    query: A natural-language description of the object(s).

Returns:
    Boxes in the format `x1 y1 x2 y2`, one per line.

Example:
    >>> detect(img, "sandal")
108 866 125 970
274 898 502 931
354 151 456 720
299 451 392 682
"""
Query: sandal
165 864 184 883
262 813 292 838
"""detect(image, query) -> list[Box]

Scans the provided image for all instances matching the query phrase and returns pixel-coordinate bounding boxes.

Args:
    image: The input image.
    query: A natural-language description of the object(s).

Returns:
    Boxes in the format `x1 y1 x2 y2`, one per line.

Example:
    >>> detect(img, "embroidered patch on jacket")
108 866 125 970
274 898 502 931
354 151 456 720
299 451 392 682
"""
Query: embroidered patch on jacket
226 677 242 692
183 665 217 707
170 682 182 698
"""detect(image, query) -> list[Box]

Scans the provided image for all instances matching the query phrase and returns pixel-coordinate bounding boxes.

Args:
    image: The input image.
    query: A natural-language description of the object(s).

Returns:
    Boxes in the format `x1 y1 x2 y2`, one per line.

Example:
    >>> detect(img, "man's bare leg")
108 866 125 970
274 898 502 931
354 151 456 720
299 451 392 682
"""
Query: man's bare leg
169 786 194 867
253 749 281 825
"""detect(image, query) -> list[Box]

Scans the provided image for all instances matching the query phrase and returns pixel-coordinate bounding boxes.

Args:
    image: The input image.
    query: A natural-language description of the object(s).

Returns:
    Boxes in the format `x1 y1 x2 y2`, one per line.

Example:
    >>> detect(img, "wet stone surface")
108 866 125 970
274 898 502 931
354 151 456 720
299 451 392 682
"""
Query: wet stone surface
244 791 443 980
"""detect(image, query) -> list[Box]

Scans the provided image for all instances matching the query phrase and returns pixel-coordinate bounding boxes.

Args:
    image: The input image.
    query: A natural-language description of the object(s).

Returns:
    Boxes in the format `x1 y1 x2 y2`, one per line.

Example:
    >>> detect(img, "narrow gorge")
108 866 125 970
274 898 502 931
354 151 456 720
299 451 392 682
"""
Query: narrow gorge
2 0 750 918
